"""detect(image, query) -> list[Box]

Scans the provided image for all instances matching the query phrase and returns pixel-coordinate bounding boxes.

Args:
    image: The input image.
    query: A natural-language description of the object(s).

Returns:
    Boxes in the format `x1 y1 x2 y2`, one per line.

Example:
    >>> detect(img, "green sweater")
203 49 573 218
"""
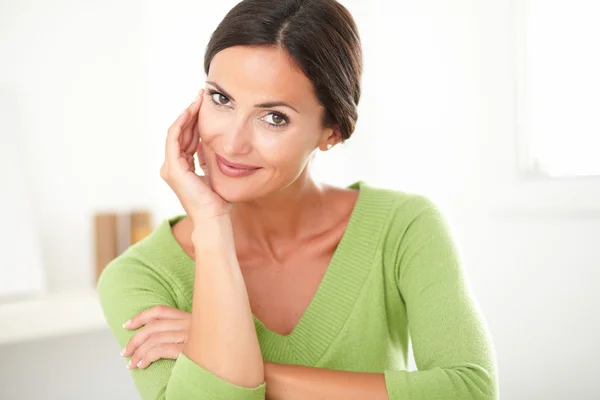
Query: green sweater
97 181 498 399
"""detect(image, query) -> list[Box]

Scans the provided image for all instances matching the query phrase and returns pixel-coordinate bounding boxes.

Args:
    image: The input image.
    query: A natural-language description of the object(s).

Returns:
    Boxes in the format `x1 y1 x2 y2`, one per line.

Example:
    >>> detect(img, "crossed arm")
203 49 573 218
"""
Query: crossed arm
181 216 390 399
98 201 498 399
263 362 389 400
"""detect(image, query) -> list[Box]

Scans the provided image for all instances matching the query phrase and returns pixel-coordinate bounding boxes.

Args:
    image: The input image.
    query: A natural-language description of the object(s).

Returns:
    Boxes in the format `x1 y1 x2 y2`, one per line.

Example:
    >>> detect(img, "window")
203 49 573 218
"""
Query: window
516 0 600 178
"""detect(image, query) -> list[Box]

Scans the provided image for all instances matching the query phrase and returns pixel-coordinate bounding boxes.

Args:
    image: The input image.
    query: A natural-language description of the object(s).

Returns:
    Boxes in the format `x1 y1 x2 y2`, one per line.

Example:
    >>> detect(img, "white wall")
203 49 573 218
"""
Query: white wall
1 0 599 399
0 0 151 291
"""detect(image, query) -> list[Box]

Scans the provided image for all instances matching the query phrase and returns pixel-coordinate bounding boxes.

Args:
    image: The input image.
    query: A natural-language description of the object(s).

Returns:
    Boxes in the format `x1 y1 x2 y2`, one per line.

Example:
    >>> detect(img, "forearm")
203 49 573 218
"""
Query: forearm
183 216 264 389
264 362 388 400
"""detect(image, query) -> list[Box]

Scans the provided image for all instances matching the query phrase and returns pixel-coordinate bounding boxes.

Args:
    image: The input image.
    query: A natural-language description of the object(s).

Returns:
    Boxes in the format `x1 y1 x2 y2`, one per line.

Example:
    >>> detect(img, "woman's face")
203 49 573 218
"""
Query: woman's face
198 45 336 203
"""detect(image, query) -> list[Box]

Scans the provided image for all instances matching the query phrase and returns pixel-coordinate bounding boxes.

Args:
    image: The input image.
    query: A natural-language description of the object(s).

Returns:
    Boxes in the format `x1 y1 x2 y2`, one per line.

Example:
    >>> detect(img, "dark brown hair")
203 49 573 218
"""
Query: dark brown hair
204 0 363 141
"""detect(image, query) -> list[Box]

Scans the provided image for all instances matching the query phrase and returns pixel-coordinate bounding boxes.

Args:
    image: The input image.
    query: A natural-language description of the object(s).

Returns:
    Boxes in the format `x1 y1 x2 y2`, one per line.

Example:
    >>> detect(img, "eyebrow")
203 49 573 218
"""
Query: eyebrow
206 81 300 113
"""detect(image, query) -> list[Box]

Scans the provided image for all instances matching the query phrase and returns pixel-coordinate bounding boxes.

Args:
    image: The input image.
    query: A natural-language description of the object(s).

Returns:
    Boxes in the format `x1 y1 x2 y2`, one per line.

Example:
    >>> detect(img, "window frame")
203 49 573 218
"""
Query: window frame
514 0 600 180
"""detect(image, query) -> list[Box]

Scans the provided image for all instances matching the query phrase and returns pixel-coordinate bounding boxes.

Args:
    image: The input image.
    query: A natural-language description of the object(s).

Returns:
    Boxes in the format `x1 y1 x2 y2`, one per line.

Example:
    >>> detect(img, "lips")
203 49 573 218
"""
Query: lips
215 154 260 170
214 153 261 178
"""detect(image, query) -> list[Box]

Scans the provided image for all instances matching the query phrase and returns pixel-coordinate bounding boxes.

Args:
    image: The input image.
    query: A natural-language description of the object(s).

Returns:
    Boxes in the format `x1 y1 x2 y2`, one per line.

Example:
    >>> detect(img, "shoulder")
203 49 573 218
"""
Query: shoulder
355 182 451 256
355 181 442 227
360 186 461 286
96 215 192 312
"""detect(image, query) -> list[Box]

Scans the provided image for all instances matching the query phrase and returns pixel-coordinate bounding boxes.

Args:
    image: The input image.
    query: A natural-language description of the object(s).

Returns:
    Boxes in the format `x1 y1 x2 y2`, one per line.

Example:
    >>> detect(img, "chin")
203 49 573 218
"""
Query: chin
208 173 262 204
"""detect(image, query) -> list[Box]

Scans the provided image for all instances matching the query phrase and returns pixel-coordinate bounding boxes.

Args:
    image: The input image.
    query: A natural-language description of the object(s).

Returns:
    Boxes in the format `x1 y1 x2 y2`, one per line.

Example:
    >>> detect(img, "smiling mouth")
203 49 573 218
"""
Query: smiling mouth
215 153 260 170
215 153 261 178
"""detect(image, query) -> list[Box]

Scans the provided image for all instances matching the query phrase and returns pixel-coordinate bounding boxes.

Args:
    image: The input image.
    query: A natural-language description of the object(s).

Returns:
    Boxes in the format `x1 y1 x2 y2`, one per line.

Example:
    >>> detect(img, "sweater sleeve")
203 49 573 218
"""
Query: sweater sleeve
383 196 498 400
96 256 266 400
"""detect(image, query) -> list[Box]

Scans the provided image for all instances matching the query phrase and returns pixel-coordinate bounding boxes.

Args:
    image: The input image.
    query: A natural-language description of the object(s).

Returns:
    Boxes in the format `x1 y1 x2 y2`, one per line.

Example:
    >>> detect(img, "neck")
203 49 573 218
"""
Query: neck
231 172 330 257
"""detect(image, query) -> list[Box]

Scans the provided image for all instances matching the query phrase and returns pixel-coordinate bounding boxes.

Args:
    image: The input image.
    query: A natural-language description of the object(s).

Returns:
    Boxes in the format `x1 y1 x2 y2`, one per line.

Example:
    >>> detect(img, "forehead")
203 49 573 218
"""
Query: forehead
207 45 320 109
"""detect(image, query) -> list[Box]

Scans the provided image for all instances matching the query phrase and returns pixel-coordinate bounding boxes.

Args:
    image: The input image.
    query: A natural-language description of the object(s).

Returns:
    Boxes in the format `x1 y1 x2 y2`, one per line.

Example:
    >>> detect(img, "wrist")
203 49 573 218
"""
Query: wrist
264 361 275 380
264 362 278 396
264 362 291 400
191 215 234 251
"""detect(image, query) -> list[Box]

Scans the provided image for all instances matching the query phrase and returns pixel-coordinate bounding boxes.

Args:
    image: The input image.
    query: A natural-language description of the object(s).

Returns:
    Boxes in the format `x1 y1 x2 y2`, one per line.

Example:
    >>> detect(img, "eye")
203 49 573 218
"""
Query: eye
262 112 289 128
211 92 231 106
206 89 231 107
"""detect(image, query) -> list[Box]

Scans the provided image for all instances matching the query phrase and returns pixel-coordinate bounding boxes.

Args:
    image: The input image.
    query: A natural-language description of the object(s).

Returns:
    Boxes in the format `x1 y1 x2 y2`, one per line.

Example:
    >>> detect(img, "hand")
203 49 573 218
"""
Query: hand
160 89 231 221
121 305 191 370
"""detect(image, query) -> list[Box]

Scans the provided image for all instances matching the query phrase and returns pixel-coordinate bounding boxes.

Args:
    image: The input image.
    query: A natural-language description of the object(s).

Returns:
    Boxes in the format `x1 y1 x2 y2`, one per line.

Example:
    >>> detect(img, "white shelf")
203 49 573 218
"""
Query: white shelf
0 289 108 346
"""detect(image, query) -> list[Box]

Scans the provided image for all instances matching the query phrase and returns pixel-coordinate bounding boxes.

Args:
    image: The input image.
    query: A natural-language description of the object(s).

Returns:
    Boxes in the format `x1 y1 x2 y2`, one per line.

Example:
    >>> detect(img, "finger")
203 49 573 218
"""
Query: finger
182 89 203 132
184 89 203 154
123 318 188 358
144 344 184 365
129 332 187 369
123 305 188 330
176 100 196 159
181 91 204 154
183 103 201 156
196 140 208 176
166 110 189 166
165 104 201 180
197 140 205 166
186 154 195 171
137 344 184 369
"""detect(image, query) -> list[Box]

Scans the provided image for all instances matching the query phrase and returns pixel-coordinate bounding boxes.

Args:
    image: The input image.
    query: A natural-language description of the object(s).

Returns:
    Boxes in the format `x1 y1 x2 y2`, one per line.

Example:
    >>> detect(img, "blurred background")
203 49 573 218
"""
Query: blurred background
1 0 599 399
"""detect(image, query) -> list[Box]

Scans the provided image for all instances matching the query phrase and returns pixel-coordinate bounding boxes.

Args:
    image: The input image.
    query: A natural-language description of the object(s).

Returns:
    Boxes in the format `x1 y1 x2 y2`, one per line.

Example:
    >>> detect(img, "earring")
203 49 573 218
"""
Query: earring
326 143 333 150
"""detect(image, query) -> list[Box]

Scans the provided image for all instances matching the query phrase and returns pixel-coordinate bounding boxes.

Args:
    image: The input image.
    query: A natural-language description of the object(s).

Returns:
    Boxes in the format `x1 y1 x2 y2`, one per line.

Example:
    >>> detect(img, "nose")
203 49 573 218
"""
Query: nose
221 117 252 157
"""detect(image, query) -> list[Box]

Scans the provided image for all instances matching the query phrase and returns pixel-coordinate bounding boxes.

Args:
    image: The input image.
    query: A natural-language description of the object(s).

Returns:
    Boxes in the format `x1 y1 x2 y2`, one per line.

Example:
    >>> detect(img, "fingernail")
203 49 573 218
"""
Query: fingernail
120 348 126 356
122 320 131 328
127 360 132 369
137 360 144 369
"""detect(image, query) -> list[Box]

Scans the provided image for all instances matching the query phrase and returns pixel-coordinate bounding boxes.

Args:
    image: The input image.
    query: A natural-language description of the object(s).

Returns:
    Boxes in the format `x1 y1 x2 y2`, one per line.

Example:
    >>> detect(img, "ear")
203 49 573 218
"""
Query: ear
318 125 343 151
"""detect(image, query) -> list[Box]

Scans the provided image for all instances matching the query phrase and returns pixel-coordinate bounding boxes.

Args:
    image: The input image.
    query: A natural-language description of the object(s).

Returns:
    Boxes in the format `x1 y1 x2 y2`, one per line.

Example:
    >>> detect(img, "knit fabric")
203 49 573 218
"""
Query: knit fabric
97 181 497 399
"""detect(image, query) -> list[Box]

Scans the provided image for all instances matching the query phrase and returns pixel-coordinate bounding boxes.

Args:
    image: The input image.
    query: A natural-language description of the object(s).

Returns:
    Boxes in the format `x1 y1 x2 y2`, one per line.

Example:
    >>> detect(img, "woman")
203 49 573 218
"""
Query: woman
97 0 498 399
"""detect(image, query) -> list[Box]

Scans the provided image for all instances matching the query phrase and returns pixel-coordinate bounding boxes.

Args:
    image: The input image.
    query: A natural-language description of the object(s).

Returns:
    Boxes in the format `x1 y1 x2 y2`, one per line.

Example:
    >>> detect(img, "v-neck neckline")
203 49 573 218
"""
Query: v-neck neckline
249 181 366 345
160 181 391 365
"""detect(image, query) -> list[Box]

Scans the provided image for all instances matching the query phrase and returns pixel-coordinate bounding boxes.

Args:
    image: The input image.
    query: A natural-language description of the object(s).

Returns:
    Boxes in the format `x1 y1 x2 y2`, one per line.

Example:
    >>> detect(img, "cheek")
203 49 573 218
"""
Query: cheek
198 103 225 142
257 135 314 173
